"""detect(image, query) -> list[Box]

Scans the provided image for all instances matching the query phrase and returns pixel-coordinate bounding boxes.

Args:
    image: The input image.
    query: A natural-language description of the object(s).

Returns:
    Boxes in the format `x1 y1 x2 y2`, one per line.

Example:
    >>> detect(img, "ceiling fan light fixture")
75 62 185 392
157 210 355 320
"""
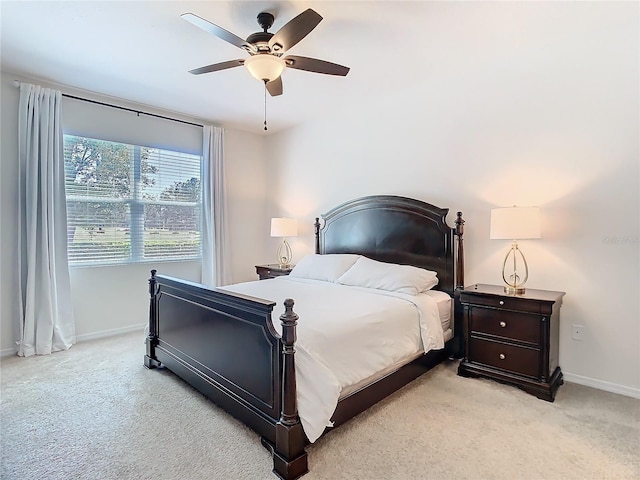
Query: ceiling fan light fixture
244 54 285 82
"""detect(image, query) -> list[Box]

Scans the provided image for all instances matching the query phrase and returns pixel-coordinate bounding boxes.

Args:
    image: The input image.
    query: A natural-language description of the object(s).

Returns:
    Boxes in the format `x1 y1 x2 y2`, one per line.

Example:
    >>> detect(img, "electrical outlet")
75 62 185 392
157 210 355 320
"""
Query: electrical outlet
572 324 585 341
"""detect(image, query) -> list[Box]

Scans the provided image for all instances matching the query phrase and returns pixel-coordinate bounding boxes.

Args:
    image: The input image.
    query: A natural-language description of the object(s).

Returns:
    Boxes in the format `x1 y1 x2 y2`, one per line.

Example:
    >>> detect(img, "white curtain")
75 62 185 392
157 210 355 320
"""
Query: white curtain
201 125 231 287
17 83 75 356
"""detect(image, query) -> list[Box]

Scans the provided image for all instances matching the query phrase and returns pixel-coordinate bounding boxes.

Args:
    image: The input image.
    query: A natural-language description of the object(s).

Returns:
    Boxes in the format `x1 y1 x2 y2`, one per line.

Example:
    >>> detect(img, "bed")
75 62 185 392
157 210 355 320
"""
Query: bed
144 195 465 479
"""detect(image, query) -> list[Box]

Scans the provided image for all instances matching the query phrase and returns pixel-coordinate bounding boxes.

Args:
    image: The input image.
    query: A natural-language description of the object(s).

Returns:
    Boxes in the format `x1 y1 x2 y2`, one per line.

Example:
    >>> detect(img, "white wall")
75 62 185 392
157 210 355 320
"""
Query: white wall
0 73 268 353
264 2 639 396
225 128 271 281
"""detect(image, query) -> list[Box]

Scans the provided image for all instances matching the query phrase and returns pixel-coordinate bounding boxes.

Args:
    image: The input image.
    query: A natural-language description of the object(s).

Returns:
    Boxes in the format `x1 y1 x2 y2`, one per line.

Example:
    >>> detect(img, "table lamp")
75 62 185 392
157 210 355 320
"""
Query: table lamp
270 218 297 268
490 206 541 294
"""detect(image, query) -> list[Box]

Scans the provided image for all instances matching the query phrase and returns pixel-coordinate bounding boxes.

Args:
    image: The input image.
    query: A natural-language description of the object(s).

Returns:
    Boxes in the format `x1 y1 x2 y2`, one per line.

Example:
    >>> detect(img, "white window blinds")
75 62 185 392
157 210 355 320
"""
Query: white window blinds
64 135 202 265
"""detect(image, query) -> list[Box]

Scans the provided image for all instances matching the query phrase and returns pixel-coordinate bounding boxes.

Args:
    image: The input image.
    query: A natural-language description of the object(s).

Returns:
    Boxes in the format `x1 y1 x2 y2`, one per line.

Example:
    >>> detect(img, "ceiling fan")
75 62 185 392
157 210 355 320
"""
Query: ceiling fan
182 8 350 97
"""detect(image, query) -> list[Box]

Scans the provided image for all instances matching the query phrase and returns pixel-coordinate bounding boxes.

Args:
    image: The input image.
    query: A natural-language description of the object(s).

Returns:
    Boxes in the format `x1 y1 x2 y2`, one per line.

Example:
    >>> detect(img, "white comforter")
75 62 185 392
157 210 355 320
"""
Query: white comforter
222 276 444 442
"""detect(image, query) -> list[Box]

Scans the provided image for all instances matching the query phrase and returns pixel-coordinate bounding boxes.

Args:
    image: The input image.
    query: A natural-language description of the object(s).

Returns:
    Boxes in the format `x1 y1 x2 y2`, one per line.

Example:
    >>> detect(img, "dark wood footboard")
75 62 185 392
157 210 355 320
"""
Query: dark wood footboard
145 270 308 479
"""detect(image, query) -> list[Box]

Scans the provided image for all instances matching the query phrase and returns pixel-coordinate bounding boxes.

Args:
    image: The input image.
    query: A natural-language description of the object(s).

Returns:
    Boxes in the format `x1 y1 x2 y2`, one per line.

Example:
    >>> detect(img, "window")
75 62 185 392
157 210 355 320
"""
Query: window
63 135 202 265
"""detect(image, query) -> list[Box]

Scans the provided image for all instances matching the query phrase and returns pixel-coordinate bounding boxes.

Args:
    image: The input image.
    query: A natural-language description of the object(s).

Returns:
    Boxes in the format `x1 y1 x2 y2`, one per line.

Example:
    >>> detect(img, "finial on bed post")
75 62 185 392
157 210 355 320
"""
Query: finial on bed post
455 212 465 290
314 217 321 254
144 270 161 369
273 298 308 479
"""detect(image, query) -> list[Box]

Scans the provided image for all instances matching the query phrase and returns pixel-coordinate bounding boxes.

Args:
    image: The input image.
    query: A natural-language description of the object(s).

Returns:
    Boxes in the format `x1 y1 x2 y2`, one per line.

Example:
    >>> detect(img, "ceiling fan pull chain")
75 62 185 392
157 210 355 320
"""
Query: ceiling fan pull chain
264 80 268 131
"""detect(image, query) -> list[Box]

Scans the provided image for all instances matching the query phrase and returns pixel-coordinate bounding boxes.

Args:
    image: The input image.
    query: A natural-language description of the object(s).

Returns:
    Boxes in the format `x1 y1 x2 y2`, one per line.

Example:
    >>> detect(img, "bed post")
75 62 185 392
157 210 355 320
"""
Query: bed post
452 212 465 358
272 299 308 480
314 217 321 254
455 212 465 290
144 269 161 369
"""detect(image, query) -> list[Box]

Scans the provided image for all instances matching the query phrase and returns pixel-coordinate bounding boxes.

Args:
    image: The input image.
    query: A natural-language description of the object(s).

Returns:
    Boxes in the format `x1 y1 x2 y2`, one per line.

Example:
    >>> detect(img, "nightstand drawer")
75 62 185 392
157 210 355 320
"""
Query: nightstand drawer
261 268 288 278
255 264 293 280
469 308 541 345
461 292 552 315
469 337 540 378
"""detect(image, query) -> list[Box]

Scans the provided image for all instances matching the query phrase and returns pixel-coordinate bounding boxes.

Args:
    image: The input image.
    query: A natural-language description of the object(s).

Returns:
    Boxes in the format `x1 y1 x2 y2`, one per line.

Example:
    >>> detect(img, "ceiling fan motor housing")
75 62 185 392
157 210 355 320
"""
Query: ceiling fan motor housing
246 31 273 48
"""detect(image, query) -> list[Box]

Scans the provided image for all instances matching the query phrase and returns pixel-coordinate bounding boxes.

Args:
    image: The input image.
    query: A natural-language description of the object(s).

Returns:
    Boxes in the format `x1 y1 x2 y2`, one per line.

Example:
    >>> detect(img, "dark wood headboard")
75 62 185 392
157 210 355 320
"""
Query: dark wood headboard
314 195 464 296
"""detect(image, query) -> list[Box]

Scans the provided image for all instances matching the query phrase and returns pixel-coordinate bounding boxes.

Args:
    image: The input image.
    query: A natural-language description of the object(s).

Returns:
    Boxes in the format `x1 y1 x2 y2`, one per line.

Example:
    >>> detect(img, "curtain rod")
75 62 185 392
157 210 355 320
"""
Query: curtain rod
13 80 204 128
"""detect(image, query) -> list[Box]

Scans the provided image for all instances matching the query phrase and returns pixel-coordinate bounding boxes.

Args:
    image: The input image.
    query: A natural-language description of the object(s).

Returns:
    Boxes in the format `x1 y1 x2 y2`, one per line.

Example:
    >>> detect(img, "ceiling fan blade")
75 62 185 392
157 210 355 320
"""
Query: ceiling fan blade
284 56 350 76
189 59 244 75
266 77 283 97
181 13 255 52
268 9 322 53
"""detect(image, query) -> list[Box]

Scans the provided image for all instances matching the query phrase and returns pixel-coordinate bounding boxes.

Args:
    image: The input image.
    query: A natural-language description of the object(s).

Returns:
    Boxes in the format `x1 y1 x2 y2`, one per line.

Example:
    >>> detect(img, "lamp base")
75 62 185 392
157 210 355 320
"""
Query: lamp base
501 241 529 296
504 285 526 295
276 238 292 269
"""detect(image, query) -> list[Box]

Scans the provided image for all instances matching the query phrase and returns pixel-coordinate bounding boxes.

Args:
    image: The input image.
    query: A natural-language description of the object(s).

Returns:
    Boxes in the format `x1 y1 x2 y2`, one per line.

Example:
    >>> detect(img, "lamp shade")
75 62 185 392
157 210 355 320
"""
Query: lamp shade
270 218 297 237
245 54 285 82
490 207 541 240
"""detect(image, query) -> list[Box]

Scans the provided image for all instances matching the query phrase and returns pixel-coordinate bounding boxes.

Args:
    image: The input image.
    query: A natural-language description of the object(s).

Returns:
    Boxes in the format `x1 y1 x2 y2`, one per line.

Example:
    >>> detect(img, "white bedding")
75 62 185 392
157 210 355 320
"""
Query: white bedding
423 289 453 338
222 276 446 443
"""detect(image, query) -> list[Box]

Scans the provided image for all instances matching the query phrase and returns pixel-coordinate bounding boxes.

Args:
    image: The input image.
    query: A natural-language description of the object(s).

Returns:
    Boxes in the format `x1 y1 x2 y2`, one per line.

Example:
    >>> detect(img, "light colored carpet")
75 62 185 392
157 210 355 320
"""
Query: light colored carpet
1 332 638 480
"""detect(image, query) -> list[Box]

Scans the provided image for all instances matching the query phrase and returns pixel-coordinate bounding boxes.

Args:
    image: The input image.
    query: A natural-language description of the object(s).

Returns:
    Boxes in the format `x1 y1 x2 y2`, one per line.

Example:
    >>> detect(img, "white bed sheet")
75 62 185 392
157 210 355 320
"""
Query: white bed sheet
221 277 445 443
423 289 453 333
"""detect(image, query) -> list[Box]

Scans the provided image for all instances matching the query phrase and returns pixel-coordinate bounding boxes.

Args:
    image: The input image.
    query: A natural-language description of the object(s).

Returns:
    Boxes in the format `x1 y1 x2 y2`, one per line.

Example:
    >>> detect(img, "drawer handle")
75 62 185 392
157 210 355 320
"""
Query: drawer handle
499 353 506 360
499 321 507 328
499 300 505 306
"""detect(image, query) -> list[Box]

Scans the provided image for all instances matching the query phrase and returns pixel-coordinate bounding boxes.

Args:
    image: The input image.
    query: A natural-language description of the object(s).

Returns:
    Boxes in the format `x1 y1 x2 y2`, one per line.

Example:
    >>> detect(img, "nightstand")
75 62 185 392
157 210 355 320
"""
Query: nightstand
255 264 293 280
457 284 565 401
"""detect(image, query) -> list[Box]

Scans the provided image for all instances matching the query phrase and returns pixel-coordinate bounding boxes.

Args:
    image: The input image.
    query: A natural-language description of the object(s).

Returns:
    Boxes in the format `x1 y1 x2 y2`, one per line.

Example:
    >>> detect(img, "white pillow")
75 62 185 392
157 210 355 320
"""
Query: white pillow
337 256 438 295
289 254 362 282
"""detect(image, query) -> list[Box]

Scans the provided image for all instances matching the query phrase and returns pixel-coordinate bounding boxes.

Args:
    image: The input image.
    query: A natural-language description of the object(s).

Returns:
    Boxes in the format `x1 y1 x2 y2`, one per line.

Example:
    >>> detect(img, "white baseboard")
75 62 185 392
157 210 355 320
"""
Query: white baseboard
0 346 17 357
563 372 640 399
0 324 145 358
75 324 145 343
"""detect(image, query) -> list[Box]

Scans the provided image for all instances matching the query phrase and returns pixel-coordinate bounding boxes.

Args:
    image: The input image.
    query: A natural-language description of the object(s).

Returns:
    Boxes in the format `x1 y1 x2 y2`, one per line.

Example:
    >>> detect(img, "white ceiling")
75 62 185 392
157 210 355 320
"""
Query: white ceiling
1 1 438 134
